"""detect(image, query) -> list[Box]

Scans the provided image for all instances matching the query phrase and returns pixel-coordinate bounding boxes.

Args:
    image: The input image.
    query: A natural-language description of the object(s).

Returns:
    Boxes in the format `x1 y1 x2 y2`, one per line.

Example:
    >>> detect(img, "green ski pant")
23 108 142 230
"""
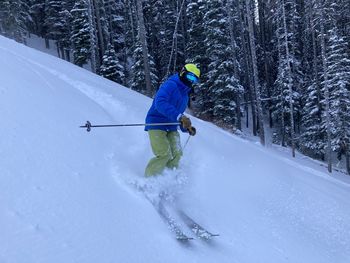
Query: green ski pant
145 130 183 177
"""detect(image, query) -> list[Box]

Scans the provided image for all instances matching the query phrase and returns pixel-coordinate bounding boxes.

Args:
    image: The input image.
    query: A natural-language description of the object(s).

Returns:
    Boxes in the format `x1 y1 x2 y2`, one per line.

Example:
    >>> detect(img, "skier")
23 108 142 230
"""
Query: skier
144 64 200 177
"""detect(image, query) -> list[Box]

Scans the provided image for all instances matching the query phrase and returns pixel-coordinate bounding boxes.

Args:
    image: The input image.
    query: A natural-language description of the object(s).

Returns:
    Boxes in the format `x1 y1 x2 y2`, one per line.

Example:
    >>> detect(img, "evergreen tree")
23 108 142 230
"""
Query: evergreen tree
144 0 183 81
135 0 152 95
317 0 335 172
131 36 158 95
143 0 163 80
150 0 173 73
326 28 350 160
70 0 95 67
58 8 72 61
186 0 206 67
202 0 243 128
28 0 46 37
43 0 61 39
235 0 258 133
335 0 350 47
212 66 244 128
300 80 325 159
186 0 210 117
271 0 302 150
164 0 186 76
105 0 125 55
104 0 126 83
44 0 71 59
299 0 325 161
246 0 265 145
194 0 215 118
91 0 109 70
0 0 30 43
100 43 125 83
256 0 275 127
124 0 137 56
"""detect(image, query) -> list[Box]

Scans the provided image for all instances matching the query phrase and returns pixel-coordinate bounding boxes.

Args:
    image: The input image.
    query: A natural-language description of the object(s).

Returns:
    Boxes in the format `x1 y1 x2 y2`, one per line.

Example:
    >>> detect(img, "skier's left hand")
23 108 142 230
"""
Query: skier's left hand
188 126 196 136
179 115 192 130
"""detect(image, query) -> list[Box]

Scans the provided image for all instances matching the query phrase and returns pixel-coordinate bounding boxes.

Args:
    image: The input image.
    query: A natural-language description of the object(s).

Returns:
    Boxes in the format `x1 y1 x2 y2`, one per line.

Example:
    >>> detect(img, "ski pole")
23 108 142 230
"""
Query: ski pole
183 134 191 151
80 120 180 132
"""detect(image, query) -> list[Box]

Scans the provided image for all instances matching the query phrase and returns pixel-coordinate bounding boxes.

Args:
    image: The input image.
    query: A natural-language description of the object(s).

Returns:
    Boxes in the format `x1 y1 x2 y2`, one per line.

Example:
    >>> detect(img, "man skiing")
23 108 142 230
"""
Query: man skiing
144 64 200 177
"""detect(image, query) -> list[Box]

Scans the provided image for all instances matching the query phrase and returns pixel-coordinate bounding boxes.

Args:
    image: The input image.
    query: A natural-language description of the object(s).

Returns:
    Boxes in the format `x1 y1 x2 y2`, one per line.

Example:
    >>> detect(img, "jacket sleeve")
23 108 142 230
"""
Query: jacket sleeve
154 81 181 122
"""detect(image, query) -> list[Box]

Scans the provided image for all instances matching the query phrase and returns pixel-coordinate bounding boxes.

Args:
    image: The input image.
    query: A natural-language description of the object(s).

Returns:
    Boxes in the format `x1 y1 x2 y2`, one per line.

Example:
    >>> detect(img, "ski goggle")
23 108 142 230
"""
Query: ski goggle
185 72 199 84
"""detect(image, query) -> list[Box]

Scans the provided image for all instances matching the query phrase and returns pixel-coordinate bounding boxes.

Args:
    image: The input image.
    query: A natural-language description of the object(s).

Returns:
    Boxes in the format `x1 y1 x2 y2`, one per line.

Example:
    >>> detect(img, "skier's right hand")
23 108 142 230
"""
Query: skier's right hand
179 115 192 130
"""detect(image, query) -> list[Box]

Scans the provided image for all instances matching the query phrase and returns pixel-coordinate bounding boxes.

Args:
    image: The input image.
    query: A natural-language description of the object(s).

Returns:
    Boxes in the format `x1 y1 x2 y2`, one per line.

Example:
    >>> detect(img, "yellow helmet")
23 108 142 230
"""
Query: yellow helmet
183 63 200 78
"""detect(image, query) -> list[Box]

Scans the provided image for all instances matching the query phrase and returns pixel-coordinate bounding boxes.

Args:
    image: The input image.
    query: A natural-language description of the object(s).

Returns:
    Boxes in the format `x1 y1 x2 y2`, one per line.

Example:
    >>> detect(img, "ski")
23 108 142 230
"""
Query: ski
154 201 193 242
134 183 214 241
131 183 192 241
176 210 219 240
142 190 192 242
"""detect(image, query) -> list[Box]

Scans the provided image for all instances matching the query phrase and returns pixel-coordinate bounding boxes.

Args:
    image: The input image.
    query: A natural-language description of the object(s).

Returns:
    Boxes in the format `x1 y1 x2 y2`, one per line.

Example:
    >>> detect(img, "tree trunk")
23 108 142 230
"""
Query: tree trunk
319 5 332 173
65 49 70 62
127 0 136 48
56 43 61 58
309 0 324 160
309 1 322 115
239 0 256 134
282 0 296 157
60 46 65 60
92 0 105 64
136 0 152 96
45 38 50 49
281 110 286 147
180 1 188 63
258 0 273 128
246 0 265 145
87 0 97 73
245 92 249 128
228 0 242 131
346 150 350 175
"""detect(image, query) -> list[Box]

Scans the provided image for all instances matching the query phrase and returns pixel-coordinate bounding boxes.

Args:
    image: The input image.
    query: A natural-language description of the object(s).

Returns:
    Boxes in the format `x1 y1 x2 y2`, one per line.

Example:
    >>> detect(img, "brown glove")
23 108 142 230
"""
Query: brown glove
179 115 192 130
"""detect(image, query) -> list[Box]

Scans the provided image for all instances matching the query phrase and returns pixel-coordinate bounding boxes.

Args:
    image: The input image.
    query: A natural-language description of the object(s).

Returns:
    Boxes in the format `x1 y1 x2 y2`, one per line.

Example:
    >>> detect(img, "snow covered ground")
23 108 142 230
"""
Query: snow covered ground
1 35 350 263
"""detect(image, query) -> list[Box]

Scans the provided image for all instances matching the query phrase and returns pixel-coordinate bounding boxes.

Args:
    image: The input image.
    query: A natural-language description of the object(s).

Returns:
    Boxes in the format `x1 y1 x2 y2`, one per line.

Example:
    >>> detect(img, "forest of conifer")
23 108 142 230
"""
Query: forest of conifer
0 0 349 174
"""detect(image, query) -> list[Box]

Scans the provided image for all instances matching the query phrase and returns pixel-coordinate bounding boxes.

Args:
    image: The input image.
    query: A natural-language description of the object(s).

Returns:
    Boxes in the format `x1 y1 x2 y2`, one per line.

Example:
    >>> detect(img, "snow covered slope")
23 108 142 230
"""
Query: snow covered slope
1 35 350 263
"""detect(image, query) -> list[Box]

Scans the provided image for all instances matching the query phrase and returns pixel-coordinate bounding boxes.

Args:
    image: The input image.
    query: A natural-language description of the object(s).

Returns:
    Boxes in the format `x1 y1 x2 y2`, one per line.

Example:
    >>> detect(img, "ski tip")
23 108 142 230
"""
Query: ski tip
197 233 220 241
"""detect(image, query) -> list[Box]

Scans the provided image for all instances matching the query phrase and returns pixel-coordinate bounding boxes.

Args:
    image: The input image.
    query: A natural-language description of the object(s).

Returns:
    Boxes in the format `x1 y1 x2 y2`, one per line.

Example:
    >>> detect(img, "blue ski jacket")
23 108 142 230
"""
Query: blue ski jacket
145 74 191 132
